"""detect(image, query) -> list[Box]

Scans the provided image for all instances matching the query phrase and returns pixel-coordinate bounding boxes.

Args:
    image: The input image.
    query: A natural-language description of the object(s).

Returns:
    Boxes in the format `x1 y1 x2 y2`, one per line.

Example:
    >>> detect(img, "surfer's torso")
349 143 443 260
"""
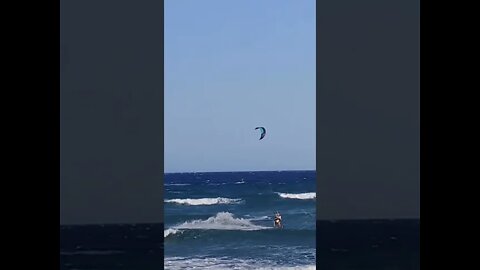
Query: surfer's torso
274 215 282 228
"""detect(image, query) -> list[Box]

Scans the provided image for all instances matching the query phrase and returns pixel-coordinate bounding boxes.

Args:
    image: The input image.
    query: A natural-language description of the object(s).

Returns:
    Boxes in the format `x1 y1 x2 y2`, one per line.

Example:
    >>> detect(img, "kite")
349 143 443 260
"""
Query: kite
255 127 266 140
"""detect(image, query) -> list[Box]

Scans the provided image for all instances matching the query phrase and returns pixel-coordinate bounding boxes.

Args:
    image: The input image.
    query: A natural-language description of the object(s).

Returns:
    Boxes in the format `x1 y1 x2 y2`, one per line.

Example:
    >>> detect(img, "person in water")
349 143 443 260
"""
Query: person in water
274 212 283 228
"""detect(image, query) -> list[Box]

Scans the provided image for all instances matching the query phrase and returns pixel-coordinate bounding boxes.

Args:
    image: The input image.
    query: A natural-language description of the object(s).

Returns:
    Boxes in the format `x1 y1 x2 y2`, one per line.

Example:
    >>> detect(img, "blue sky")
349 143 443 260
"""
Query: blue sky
165 0 315 172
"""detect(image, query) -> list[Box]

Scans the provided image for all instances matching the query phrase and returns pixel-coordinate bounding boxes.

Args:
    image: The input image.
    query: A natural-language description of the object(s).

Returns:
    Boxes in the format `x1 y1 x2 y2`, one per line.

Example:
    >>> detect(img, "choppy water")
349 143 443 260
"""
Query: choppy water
60 170 419 270
164 171 316 269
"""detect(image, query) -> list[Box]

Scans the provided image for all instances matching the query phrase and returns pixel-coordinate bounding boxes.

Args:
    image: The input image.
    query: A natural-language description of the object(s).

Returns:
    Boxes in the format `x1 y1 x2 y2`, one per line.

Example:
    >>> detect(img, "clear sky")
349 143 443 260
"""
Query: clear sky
165 0 316 173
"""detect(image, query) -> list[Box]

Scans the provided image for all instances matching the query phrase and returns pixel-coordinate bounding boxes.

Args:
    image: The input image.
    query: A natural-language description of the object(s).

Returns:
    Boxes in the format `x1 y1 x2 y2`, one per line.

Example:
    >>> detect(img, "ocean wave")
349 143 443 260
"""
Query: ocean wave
165 183 191 186
168 212 271 232
164 227 315 241
164 256 315 270
248 215 271 221
164 198 243 206
276 192 316 200
164 228 183 238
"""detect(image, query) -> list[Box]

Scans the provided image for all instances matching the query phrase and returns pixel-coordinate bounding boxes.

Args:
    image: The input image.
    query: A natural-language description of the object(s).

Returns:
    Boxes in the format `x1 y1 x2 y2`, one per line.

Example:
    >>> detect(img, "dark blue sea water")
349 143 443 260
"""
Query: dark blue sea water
164 171 316 269
60 170 419 270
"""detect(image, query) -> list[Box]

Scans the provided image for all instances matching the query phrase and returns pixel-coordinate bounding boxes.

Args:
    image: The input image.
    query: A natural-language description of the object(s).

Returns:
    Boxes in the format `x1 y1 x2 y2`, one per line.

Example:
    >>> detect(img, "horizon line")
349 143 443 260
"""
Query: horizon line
164 169 316 174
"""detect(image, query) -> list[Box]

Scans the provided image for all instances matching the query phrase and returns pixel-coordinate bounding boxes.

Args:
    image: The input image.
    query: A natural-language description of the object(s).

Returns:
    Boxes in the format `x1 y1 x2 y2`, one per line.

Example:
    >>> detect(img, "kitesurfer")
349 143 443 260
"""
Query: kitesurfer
274 212 283 228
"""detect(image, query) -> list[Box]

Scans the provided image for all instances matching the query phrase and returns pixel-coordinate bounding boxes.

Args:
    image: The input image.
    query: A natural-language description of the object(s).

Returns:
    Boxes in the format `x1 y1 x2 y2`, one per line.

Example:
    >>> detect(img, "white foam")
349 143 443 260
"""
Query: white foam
165 197 243 206
248 215 271 221
277 192 316 200
164 228 183 238
172 212 270 231
164 256 315 270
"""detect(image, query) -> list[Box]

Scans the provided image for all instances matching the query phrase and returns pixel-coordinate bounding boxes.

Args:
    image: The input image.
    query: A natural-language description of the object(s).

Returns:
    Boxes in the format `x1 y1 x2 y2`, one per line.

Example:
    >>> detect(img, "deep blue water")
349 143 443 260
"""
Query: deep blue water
164 171 316 269
60 171 419 270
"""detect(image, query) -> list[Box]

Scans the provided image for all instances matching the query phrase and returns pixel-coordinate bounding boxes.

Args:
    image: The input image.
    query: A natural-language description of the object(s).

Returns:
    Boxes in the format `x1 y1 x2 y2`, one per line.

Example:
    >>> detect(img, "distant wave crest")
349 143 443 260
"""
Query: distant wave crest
248 215 271 221
164 198 243 206
277 192 316 200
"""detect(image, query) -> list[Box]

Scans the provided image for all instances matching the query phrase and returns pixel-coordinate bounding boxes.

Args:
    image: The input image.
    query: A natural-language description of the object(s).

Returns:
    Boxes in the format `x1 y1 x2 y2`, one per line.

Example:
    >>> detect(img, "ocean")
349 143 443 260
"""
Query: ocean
60 170 419 270
164 171 316 269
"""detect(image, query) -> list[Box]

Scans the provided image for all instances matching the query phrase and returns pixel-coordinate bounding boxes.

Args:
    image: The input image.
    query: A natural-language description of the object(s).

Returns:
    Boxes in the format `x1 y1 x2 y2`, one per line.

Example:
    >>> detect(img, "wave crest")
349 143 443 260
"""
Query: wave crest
164 228 183 238
164 197 243 206
248 215 271 221
277 192 316 200
172 212 270 231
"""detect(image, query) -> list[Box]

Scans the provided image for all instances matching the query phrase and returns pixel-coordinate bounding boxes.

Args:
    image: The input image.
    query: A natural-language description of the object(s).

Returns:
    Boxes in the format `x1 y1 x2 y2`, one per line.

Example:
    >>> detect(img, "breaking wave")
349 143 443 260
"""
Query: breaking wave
276 192 316 200
164 228 182 238
164 198 243 206
167 212 271 233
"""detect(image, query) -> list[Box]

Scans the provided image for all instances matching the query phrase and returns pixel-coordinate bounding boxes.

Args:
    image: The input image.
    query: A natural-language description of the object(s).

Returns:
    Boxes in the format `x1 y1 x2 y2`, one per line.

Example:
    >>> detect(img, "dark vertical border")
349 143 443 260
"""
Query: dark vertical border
50 0 61 266
28 0 60 266
56 0 164 267
316 0 422 268
419 0 425 268
14 0 60 258
420 0 446 268
54 0 61 268
419 0 429 268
